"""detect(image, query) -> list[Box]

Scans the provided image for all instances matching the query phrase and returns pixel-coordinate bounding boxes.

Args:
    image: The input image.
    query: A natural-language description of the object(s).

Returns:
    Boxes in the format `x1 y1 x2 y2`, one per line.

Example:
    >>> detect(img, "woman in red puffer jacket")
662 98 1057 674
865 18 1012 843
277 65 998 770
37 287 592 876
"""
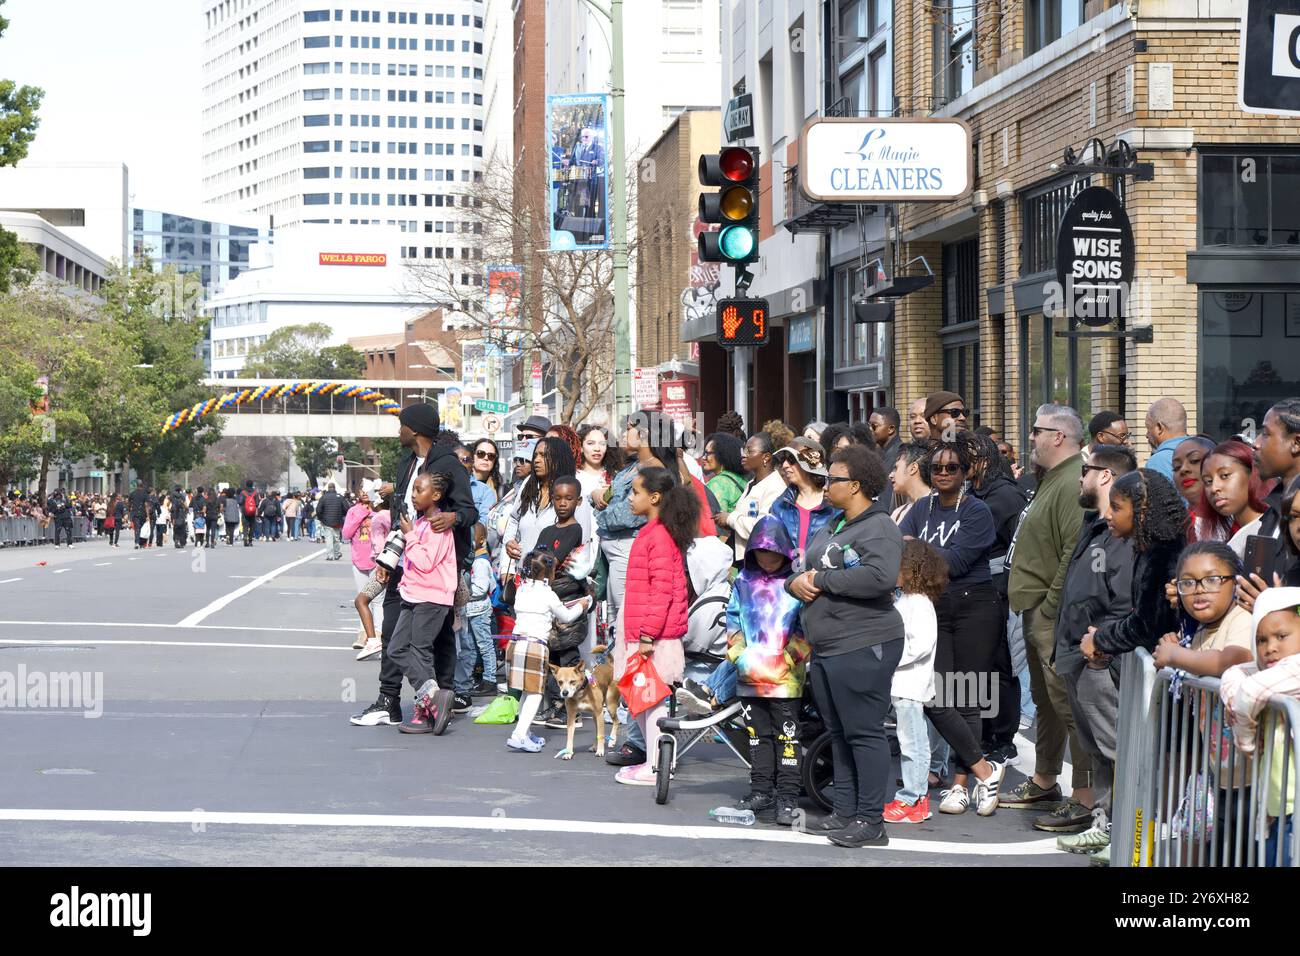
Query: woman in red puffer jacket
613 465 700 786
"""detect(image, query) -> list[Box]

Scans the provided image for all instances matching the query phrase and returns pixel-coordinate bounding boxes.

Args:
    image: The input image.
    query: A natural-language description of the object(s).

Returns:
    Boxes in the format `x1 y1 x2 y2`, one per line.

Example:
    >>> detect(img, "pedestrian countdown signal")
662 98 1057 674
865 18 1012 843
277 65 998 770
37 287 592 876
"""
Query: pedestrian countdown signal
716 297 770 348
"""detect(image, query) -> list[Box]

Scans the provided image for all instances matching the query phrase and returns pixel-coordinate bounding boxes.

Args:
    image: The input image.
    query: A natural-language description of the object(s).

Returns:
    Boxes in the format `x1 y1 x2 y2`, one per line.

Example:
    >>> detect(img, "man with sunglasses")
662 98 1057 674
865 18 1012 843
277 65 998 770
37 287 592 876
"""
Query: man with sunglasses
923 391 969 441
1050 444 1137 858
1085 410 1131 459
1004 403 1094 831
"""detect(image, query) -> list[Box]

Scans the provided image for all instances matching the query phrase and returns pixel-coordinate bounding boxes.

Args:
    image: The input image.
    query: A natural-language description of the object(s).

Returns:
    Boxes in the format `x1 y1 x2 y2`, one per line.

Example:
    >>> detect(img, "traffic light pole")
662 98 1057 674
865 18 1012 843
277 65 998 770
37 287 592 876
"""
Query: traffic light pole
581 0 630 426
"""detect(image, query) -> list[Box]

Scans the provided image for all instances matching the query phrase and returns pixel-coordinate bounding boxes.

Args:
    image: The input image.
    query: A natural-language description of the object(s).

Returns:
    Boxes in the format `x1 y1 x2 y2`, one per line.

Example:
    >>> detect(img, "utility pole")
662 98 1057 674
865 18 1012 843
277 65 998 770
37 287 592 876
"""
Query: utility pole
609 0 630 426
578 0 629 424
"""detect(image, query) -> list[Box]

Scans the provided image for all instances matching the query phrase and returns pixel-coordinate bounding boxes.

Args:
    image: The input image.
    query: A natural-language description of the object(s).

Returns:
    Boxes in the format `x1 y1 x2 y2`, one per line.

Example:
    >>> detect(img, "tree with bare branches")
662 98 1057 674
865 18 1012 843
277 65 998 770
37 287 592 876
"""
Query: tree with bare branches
404 158 637 426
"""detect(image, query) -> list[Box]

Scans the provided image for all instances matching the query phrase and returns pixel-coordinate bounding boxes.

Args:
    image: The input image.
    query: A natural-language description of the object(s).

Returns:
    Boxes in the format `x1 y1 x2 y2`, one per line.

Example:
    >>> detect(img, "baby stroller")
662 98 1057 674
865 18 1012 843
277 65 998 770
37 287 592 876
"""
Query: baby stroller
647 535 840 808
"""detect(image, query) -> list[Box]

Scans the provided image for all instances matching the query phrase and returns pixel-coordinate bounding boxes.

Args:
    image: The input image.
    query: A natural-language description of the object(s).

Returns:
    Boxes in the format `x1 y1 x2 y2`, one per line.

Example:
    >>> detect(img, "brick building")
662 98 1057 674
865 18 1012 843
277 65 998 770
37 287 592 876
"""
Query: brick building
887 0 1300 457
635 108 723 427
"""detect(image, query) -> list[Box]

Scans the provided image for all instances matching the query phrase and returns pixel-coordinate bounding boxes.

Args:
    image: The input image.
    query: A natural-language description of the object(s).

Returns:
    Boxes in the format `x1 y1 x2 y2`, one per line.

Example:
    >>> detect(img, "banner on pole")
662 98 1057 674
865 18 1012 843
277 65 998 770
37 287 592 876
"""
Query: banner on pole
547 93 610 251
485 264 524 355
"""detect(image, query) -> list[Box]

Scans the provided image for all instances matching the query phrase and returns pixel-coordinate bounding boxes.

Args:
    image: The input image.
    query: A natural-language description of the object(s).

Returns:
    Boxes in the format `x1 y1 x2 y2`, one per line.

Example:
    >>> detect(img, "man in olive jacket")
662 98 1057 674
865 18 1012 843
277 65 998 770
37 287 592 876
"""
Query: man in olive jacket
1004 403 1093 824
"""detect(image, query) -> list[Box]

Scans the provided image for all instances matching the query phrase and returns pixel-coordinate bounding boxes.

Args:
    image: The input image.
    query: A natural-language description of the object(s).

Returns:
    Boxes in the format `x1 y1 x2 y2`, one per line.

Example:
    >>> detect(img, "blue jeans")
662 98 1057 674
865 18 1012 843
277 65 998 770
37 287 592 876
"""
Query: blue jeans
1265 815 1294 867
929 719 951 779
892 697 931 804
322 524 342 559
288 516 300 539
454 610 497 693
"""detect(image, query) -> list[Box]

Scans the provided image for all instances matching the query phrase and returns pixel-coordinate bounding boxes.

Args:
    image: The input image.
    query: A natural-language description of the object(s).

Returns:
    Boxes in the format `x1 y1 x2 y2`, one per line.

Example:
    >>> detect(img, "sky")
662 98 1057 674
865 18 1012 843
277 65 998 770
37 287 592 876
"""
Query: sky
1 0 206 211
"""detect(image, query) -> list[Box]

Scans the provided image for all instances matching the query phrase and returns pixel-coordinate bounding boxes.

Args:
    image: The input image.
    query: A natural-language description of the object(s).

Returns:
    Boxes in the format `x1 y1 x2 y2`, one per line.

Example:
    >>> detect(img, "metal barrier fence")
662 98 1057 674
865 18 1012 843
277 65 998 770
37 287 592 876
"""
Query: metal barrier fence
0 515 93 547
1114 647 1300 867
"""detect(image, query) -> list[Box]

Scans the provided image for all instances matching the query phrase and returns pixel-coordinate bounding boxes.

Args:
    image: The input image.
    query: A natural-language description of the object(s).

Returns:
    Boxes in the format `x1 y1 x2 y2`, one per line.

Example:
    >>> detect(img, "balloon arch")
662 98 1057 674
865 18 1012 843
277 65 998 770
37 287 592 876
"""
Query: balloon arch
160 381 401 435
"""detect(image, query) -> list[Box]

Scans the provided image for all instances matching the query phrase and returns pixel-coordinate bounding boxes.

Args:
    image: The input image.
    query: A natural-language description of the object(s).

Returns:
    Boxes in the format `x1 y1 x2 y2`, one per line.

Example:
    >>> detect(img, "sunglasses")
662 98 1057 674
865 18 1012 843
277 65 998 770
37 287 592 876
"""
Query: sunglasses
474 449 497 460
826 475 857 485
940 406 969 419
930 462 964 474
1030 425 1061 437
1081 463 1113 476
457 455 471 464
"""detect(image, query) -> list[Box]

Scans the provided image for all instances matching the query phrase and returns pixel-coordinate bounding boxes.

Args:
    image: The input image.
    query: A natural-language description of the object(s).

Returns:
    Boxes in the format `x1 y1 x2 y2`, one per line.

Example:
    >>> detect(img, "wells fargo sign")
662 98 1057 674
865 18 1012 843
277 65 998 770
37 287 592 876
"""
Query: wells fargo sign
319 252 387 266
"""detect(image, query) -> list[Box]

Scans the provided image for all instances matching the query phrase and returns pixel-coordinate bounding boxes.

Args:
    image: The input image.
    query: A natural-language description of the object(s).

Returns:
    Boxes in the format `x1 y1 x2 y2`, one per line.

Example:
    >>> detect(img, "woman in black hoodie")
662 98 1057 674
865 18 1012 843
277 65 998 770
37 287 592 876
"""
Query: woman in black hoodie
1082 469 1188 662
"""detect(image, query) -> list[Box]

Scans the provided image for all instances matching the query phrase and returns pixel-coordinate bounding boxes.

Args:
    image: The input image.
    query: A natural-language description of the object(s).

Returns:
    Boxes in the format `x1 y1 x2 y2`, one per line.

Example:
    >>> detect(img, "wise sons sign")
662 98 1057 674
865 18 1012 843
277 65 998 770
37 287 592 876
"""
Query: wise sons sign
1053 186 1135 327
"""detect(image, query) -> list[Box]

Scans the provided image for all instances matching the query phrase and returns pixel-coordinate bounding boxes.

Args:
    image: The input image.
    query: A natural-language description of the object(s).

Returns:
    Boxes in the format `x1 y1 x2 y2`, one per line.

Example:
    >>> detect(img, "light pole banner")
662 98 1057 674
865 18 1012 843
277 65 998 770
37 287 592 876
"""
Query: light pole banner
548 93 611 251
485 263 523 355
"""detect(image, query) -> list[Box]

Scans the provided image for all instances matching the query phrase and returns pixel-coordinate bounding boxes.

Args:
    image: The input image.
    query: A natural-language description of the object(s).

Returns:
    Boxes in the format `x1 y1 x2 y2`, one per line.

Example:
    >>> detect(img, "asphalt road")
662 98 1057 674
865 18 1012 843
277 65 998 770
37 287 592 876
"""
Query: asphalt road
0 535 1088 866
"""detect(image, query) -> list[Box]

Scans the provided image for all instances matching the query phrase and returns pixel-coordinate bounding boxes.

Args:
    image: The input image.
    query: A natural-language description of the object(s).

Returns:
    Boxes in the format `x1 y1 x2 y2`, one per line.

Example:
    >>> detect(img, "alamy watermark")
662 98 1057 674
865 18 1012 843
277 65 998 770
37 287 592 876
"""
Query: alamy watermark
0 666 103 718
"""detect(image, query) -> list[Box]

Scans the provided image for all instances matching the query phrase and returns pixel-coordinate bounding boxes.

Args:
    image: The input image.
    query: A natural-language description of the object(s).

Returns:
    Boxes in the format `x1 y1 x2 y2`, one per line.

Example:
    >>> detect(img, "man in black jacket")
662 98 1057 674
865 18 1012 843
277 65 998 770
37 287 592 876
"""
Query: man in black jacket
869 407 903 474
204 487 221 549
128 482 149 549
351 402 478 727
49 488 75 548
170 486 189 548
971 439 1030 764
1051 443 1136 855
316 484 347 559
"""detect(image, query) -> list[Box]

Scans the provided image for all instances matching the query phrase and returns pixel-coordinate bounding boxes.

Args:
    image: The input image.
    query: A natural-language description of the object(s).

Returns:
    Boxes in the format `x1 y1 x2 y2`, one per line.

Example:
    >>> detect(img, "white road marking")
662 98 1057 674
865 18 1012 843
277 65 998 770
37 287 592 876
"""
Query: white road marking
128 557 141 561
0 620 351 634
52 569 69 575
0 639 346 651
94 563 111 567
177 549 325 627
0 578 21 584
0 807 1063 855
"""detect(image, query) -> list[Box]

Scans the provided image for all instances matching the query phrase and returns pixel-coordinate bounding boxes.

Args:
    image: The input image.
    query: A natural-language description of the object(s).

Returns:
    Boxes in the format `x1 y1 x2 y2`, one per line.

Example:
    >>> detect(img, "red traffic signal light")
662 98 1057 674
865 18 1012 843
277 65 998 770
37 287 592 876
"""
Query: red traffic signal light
716 297 769 348
698 146 760 266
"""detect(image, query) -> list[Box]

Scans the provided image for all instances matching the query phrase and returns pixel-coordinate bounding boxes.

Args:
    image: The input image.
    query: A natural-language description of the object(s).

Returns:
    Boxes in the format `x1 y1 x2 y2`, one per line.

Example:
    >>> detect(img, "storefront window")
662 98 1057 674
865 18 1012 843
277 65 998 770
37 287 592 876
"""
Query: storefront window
1200 290 1300 440
942 341 980 425
1200 152 1300 247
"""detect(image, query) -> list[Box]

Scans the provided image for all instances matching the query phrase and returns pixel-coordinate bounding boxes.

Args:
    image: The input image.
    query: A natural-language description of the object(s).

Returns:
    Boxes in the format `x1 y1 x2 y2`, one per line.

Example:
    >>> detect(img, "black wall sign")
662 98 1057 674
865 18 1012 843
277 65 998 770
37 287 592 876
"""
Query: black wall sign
1055 186 1135 328
724 93 755 142
1240 0 1300 116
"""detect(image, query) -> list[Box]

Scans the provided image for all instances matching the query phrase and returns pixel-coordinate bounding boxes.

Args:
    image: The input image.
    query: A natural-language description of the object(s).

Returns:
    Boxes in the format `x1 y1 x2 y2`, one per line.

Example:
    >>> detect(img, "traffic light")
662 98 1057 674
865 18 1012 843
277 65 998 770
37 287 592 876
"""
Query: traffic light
716 297 770 348
698 146 760 265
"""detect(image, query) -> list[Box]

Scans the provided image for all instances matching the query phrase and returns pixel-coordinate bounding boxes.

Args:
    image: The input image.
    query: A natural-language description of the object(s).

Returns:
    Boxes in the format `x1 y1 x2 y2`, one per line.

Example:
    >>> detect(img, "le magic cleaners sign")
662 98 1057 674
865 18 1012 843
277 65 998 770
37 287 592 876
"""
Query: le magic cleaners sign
319 252 388 266
799 118 973 202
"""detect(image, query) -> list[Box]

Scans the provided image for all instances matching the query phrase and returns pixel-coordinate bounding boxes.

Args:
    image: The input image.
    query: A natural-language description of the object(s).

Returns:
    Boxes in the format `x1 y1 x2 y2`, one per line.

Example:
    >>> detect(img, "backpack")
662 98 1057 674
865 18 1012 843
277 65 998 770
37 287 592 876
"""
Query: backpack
243 492 257 517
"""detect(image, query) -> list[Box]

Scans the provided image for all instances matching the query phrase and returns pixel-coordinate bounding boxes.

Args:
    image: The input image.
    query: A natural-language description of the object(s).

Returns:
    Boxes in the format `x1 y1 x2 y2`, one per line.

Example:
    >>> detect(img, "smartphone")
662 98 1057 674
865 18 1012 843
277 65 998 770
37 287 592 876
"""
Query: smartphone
1243 534 1280 583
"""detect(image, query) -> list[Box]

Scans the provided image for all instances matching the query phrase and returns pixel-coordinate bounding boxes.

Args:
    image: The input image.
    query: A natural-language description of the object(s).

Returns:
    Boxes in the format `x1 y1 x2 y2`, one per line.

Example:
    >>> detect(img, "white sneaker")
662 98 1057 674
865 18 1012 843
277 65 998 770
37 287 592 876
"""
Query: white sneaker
355 637 382 661
973 761 1005 816
939 784 970 814
352 631 366 650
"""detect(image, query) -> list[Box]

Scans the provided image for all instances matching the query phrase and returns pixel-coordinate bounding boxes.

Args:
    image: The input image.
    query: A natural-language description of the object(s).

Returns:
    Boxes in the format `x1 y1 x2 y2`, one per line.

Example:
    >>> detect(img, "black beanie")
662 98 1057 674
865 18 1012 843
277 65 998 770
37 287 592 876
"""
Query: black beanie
399 402 440 438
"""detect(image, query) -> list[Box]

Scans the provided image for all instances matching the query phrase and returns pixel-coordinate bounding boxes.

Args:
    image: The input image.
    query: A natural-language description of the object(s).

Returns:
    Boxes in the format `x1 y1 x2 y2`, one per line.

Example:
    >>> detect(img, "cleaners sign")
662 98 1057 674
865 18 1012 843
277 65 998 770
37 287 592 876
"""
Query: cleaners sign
798 118 973 202
1054 186 1134 327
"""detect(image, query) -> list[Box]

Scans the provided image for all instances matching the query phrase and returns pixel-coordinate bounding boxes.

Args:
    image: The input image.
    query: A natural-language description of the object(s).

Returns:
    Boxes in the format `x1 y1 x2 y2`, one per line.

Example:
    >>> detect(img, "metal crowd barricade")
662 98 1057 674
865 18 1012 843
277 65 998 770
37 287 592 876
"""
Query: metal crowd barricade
0 514 93 546
1114 647 1300 867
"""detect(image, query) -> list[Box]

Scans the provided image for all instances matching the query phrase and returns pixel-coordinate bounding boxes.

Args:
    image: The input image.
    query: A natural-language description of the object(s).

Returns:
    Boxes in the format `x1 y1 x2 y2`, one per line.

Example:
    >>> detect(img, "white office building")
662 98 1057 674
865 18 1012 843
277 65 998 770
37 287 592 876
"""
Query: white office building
205 225 428 377
480 0 513 168
200 0 487 259
0 161 130 264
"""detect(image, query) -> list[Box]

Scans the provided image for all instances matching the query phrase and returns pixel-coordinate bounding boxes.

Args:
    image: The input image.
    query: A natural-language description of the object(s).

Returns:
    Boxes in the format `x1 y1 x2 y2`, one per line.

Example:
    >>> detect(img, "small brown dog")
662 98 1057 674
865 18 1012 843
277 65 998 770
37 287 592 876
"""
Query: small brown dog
549 645 621 759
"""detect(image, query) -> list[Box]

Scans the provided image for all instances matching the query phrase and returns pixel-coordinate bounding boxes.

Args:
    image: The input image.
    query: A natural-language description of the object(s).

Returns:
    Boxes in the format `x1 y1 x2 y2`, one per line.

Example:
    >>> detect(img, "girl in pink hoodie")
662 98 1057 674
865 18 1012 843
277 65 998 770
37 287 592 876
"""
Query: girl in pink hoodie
390 472 458 736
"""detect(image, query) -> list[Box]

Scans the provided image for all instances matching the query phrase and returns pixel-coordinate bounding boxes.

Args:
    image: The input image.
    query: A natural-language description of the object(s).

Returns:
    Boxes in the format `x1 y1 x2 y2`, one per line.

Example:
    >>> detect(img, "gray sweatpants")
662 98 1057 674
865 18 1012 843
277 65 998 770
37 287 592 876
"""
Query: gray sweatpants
1064 662 1119 818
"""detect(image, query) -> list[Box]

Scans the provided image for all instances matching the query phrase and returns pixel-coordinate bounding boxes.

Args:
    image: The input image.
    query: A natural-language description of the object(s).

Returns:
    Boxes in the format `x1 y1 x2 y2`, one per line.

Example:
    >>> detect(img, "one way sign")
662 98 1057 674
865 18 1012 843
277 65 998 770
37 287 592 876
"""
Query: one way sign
1240 0 1300 115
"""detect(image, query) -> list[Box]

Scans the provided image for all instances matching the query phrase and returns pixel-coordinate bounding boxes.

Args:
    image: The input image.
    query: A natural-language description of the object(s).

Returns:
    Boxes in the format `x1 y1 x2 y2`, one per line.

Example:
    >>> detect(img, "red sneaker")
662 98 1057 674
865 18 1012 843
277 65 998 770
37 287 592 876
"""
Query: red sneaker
883 797 932 823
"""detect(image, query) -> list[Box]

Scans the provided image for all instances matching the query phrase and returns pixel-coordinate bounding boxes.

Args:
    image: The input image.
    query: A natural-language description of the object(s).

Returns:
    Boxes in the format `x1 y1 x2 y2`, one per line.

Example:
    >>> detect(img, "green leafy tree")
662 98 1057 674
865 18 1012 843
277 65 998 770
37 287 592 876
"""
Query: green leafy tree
0 0 45 293
294 436 338 489
93 259 222 487
0 286 125 497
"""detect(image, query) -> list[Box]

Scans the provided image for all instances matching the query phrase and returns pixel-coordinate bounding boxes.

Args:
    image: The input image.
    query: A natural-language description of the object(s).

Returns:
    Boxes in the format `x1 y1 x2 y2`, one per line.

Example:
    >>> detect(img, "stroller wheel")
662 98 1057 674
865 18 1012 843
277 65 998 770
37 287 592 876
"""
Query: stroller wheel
802 731 835 814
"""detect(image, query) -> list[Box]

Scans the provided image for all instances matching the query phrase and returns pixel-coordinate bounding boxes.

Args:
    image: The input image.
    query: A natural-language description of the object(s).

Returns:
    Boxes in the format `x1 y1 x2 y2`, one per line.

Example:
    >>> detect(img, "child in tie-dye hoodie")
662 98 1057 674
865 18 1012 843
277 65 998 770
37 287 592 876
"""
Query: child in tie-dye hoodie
726 514 810 826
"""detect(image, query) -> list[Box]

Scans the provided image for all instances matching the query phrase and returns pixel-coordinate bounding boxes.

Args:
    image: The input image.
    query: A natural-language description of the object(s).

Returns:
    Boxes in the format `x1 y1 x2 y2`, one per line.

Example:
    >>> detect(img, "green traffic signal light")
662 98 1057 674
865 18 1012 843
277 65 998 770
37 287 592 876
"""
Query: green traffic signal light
718 225 755 261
